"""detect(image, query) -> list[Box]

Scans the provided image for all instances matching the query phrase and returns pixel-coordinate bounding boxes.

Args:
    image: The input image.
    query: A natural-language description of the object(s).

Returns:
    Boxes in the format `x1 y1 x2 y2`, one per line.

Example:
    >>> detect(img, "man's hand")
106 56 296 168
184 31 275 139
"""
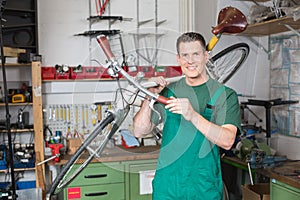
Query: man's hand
148 76 169 94
165 97 195 121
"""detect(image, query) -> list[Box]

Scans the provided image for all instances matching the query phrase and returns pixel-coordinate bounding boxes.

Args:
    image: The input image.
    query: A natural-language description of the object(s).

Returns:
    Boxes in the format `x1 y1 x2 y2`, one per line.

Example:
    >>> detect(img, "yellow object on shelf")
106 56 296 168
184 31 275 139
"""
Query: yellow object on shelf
3 47 26 57
12 94 26 103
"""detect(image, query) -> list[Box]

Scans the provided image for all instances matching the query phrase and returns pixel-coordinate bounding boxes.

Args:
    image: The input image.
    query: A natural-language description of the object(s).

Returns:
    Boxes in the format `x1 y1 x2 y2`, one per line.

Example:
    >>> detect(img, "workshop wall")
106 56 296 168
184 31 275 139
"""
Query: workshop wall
210 0 270 130
38 0 182 67
216 0 300 160
37 0 273 135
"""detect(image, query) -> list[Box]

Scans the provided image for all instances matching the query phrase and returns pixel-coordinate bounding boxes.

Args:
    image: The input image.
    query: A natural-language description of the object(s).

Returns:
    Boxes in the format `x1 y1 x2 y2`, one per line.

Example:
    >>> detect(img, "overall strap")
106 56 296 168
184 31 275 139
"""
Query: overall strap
203 86 226 121
208 86 226 107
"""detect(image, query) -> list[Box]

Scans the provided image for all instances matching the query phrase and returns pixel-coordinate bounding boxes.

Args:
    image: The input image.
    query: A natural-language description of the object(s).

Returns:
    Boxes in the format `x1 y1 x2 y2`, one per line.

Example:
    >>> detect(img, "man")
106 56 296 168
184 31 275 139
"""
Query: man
133 32 241 200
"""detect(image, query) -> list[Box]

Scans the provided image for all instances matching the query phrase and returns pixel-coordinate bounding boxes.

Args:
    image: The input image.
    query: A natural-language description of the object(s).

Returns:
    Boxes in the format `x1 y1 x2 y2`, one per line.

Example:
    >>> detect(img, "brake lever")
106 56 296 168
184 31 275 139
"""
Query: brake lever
148 98 163 141
149 99 161 122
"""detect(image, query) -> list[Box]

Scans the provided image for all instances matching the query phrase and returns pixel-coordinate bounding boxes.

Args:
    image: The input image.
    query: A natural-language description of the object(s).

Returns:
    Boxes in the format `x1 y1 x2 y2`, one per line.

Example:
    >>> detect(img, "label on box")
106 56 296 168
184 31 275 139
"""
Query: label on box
67 187 81 199
139 170 155 195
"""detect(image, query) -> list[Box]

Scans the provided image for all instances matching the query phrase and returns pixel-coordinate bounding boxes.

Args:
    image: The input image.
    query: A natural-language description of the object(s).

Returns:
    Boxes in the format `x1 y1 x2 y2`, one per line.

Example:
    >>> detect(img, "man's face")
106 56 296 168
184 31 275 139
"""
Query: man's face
176 41 209 80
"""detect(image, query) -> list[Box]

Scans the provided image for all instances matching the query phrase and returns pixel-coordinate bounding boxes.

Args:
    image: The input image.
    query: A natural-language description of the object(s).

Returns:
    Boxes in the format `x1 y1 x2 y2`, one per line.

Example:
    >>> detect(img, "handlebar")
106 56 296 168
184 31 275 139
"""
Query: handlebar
97 35 115 60
97 35 172 105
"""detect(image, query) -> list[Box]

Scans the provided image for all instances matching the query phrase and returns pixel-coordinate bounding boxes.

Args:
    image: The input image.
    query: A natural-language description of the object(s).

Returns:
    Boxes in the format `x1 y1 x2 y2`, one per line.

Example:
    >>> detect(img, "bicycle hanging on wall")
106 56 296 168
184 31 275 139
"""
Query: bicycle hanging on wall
46 6 250 199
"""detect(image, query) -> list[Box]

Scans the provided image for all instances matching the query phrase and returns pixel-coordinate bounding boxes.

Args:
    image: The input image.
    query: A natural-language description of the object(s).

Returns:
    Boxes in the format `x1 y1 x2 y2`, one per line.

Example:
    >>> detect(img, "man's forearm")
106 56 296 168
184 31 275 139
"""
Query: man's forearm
133 100 154 138
189 111 237 150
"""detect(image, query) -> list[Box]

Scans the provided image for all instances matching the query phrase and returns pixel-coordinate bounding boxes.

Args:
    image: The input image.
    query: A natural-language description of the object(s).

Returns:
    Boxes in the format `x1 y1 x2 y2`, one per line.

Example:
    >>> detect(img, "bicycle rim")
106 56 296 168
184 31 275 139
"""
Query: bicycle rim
206 43 249 84
47 112 116 197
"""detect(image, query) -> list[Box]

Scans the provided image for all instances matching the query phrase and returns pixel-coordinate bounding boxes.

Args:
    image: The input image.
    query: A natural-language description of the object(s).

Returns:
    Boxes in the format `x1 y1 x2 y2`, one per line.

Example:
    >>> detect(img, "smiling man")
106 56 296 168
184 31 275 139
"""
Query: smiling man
133 32 241 200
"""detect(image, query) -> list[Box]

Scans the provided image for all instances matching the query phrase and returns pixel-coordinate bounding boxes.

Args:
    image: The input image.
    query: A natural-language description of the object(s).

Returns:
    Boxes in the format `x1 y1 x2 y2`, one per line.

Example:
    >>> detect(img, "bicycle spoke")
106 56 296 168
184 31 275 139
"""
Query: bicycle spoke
207 43 250 84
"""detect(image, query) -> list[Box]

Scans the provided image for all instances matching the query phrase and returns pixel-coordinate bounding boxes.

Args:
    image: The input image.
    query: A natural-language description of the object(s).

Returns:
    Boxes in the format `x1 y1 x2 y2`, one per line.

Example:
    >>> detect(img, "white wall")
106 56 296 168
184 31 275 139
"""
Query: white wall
194 0 218 42
38 0 181 67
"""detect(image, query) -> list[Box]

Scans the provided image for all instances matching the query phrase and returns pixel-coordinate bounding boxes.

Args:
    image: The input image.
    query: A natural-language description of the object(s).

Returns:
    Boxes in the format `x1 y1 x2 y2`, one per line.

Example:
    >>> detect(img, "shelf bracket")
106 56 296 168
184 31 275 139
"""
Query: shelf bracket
283 24 300 37
138 19 154 26
87 15 132 25
247 37 269 55
156 19 167 27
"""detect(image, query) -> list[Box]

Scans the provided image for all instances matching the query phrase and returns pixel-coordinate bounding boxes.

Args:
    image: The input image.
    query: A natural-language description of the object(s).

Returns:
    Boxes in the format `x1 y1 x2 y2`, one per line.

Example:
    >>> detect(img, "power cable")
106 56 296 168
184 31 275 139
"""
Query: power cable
0 1 17 199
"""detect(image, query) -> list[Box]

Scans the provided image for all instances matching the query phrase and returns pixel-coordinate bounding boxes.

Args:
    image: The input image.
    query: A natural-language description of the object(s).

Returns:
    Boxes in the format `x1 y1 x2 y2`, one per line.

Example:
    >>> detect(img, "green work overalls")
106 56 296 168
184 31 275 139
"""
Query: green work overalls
152 78 240 200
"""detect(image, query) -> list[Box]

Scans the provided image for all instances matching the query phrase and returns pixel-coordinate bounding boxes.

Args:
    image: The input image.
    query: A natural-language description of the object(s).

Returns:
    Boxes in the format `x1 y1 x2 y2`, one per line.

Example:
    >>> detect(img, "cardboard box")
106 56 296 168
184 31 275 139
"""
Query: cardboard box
242 183 270 200
67 138 82 154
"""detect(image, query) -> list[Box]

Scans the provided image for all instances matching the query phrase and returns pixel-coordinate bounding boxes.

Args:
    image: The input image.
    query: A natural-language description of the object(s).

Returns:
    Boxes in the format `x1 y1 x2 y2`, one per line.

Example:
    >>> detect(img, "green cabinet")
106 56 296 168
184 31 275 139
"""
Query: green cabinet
271 179 300 200
63 162 125 200
62 159 157 200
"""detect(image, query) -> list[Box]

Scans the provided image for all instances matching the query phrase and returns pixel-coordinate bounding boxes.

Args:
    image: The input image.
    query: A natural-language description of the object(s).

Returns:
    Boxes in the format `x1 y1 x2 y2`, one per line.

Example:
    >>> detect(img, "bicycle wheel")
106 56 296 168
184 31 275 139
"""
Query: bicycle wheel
206 43 249 84
46 106 130 198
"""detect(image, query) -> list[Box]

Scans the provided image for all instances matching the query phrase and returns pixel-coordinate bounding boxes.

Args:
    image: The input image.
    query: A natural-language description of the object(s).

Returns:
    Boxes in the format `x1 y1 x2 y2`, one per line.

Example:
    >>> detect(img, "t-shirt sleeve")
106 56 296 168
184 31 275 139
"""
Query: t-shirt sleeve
215 88 242 135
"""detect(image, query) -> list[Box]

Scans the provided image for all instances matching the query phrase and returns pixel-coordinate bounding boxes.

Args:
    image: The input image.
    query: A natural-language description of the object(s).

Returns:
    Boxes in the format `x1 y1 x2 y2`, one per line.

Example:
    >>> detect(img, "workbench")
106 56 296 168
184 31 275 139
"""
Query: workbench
221 156 300 200
59 145 160 164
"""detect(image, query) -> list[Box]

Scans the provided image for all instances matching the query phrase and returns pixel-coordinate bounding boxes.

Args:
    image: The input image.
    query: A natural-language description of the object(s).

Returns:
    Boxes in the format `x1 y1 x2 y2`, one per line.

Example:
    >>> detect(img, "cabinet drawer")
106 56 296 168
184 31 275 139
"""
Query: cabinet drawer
68 163 124 186
66 183 125 200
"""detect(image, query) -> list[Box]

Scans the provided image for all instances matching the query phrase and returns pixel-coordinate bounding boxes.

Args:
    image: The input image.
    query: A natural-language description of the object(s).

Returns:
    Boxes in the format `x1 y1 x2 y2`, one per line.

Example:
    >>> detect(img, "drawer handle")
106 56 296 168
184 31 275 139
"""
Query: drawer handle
85 191 108 197
84 174 107 179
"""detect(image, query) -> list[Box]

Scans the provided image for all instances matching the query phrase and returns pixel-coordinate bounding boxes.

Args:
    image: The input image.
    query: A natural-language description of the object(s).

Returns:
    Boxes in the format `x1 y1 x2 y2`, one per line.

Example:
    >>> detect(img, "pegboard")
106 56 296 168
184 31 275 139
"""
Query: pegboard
43 102 135 139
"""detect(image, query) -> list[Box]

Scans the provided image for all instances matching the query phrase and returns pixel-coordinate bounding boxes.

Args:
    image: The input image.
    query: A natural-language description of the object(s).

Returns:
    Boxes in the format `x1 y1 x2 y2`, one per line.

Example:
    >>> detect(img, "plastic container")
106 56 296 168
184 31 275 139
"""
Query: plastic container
70 67 85 79
17 180 36 190
167 66 182 77
154 66 167 77
14 154 35 169
0 182 9 189
85 67 100 79
138 66 154 78
0 145 7 170
41 67 56 80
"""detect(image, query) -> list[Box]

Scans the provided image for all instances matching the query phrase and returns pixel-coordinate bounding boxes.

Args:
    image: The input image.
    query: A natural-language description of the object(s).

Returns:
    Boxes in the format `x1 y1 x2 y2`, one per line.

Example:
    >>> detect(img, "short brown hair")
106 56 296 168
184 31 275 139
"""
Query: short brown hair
176 32 206 54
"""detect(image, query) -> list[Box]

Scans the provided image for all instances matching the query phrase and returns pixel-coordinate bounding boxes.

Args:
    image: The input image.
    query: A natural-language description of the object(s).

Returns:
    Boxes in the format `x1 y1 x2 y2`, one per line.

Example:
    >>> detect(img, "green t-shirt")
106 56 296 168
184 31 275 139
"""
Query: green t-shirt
151 77 241 200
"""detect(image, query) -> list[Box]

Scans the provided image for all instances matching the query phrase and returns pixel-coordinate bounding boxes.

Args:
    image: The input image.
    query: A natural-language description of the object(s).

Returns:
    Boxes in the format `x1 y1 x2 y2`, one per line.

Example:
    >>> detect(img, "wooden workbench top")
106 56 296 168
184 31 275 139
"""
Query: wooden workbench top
57 145 160 165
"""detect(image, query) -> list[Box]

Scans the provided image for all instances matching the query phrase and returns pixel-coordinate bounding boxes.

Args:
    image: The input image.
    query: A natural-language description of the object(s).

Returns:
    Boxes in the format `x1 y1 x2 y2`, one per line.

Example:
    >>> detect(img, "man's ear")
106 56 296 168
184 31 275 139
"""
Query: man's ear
204 51 209 63
176 54 181 65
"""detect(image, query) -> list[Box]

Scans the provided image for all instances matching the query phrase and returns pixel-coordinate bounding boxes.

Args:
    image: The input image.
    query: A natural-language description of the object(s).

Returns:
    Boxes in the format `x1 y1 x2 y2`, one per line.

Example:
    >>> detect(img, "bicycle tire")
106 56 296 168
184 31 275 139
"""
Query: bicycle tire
47 111 118 198
206 43 249 84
